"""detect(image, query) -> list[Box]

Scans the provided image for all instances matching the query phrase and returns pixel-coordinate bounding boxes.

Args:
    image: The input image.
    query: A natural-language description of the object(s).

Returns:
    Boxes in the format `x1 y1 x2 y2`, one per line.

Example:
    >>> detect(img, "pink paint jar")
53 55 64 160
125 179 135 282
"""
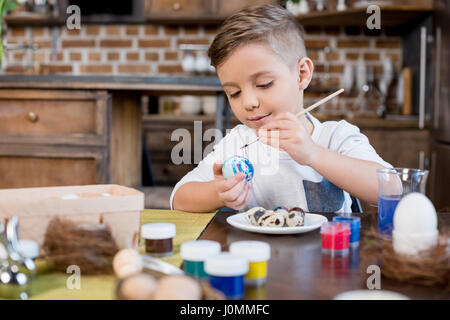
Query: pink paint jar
320 222 351 256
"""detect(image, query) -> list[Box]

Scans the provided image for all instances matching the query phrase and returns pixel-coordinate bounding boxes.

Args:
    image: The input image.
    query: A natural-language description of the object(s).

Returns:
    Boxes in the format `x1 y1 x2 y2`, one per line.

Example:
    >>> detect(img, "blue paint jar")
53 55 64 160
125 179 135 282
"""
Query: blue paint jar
333 216 361 248
180 240 221 280
204 253 248 300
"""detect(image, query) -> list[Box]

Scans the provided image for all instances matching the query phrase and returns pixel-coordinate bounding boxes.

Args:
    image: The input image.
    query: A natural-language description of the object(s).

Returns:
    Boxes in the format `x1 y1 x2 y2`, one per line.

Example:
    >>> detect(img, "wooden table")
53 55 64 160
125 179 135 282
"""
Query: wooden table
199 210 450 300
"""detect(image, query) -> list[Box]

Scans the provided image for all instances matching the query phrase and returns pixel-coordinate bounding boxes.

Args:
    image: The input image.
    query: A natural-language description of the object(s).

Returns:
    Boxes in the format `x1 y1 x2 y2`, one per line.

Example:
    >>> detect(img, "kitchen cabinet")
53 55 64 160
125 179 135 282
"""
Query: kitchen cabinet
216 0 277 18
144 0 213 19
0 89 110 188
361 128 431 170
360 126 431 212
297 1 435 27
143 114 218 185
4 0 434 26
0 74 224 189
143 0 277 23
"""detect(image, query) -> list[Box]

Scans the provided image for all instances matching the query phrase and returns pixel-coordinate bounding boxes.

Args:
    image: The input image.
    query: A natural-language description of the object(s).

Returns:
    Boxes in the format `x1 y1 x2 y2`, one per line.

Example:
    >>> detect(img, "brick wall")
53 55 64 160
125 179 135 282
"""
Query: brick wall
5 24 402 117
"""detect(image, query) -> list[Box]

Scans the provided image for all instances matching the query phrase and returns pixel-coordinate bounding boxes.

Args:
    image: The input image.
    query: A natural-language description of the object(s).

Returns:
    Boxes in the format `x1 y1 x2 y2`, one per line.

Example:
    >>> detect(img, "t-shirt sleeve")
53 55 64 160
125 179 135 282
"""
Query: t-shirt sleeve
327 120 393 168
169 129 236 210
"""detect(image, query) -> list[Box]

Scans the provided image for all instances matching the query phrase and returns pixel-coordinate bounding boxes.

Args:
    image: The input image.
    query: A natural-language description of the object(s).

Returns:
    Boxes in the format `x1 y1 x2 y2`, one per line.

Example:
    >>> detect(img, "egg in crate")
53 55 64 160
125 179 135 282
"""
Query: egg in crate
222 156 254 181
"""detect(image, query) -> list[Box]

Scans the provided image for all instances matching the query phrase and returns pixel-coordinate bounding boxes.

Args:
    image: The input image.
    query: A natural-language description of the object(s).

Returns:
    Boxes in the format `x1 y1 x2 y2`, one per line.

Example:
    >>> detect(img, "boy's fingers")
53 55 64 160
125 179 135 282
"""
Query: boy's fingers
233 183 250 207
213 162 223 178
259 119 293 132
222 172 245 191
222 179 247 202
216 172 245 193
258 129 291 140
243 185 252 204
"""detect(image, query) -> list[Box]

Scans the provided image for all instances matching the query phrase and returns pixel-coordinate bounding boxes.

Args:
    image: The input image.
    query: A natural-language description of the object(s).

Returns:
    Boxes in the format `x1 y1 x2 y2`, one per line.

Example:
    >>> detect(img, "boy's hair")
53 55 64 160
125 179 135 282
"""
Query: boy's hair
208 5 306 69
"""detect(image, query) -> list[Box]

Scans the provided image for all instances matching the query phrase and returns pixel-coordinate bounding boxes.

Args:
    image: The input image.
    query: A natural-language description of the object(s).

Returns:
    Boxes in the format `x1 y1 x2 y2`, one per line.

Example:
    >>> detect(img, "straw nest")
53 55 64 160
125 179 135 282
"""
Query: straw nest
360 228 450 289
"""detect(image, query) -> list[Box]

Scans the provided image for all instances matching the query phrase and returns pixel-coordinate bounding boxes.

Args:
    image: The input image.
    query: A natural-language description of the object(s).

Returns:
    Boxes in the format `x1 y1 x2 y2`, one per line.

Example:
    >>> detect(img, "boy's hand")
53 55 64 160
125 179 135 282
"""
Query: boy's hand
257 112 319 166
213 162 251 210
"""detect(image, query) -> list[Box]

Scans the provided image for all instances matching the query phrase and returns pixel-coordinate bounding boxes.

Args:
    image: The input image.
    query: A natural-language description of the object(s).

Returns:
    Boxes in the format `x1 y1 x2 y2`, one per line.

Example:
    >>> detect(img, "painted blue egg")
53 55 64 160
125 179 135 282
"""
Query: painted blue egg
222 156 254 181
274 206 289 212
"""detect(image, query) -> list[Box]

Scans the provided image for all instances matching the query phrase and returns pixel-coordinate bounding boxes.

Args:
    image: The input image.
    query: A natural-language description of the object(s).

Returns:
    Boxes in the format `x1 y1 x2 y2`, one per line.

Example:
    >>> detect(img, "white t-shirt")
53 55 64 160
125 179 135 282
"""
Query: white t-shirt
170 114 392 213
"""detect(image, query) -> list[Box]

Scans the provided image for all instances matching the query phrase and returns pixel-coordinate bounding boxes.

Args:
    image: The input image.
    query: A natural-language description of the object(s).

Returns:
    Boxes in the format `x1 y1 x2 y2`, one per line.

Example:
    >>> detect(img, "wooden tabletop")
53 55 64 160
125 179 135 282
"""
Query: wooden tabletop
199 211 450 300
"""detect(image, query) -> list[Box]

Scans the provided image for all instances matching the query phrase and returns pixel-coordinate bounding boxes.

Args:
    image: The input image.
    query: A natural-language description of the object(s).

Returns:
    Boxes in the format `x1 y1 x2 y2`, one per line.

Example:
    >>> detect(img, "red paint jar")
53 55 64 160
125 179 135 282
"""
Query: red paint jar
320 222 350 256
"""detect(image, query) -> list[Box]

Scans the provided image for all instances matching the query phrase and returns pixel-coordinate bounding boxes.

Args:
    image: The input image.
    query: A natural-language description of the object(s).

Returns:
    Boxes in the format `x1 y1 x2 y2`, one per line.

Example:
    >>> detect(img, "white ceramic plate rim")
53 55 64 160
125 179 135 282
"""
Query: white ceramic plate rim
226 212 328 235
333 290 410 300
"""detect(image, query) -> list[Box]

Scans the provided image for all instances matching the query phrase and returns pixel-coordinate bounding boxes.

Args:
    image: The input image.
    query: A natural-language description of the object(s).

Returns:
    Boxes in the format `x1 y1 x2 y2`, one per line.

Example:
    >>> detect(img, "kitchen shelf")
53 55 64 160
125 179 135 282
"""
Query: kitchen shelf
4 13 64 26
5 4 435 27
297 4 435 27
143 114 218 122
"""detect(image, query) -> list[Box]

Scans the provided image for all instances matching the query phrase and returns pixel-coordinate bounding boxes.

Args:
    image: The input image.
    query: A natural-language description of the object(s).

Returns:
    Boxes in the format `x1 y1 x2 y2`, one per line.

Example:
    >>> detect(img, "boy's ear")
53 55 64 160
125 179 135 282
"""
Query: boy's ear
297 57 314 90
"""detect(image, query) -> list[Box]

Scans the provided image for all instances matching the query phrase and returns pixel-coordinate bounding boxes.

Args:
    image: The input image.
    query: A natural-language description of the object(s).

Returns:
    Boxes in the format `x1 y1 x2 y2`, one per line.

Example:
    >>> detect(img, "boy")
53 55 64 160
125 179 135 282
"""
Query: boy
171 5 391 213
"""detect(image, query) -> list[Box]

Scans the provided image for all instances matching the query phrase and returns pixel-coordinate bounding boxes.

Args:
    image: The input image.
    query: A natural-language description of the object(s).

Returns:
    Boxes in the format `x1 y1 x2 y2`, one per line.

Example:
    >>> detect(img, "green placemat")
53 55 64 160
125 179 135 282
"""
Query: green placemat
28 209 216 300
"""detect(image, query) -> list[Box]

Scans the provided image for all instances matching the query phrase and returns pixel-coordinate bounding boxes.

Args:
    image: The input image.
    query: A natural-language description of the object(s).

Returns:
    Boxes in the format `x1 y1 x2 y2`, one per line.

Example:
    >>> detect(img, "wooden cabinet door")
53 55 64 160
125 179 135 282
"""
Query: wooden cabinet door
145 0 213 18
0 145 109 188
0 89 111 189
430 142 450 211
143 114 217 185
0 89 109 147
216 0 277 18
361 128 431 170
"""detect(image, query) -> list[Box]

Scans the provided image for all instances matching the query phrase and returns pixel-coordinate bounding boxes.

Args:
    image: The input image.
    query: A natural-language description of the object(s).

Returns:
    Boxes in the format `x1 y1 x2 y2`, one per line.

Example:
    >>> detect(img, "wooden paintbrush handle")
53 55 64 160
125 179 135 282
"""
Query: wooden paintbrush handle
295 88 344 118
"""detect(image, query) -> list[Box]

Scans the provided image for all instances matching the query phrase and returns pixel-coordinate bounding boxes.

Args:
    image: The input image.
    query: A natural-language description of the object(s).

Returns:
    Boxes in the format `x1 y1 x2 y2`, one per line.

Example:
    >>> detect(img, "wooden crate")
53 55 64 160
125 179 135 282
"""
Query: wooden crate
0 184 144 250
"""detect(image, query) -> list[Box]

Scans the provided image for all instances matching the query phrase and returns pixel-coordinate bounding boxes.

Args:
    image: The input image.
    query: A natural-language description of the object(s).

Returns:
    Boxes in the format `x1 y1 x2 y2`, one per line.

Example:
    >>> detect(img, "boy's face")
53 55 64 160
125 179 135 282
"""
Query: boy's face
217 43 307 130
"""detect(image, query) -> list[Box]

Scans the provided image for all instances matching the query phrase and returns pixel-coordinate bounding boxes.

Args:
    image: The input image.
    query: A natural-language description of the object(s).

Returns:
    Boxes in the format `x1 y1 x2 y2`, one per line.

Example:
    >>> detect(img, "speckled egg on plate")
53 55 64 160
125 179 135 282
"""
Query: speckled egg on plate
222 156 254 181
286 207 306 227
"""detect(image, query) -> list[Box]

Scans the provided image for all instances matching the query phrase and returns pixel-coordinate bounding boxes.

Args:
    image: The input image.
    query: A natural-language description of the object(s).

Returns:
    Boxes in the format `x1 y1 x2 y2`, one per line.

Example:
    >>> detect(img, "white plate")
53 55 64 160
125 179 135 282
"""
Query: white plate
226 212 328 235
333 290 410 300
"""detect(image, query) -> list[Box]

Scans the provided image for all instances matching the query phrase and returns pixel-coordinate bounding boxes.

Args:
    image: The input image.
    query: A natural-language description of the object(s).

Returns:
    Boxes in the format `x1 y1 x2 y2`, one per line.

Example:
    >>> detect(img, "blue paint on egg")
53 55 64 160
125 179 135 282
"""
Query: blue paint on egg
222 156 254 181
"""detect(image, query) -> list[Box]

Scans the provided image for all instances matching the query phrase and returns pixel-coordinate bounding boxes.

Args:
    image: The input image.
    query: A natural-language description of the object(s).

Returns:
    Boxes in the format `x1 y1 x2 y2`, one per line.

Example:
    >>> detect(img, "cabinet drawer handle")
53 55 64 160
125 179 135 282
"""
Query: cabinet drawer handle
172 2 181 11
27 111 39 123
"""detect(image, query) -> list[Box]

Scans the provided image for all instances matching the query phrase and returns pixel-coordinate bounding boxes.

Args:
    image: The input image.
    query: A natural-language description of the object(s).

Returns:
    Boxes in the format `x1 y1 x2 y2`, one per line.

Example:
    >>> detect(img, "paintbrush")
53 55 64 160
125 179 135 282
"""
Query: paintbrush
240 88 345 149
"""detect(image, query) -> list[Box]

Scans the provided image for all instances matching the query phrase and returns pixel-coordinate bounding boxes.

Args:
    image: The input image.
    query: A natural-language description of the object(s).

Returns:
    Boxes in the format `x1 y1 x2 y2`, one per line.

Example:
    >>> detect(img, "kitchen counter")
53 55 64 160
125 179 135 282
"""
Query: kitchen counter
0 74 223 92
0 74 430 129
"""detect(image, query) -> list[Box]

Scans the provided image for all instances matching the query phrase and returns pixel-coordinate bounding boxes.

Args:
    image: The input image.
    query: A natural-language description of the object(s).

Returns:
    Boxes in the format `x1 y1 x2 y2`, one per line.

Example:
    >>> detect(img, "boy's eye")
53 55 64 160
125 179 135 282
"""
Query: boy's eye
257 81 273 89
229 91 241 98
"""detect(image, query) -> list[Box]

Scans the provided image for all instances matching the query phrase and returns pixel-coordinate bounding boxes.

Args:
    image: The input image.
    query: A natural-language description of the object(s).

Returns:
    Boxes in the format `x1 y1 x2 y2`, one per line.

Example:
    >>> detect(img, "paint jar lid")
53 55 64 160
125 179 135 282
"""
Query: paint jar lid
333 216 361 228
204 253 248 277
180 240 221 261
141 223 176 240
320 221 351 235
18 240 39 259
229 241 271 262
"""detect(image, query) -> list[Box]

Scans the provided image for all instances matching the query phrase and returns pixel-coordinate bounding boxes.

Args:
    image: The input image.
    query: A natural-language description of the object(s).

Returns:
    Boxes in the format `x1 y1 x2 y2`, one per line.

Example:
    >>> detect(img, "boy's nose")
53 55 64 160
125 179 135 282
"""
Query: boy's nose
242 93 260 111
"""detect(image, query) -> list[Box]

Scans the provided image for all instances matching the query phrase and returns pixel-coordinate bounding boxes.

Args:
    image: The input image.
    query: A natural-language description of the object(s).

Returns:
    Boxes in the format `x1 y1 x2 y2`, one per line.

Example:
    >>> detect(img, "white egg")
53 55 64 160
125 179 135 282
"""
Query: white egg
393 192 437 233
113 248 143 279
392 192 438 256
